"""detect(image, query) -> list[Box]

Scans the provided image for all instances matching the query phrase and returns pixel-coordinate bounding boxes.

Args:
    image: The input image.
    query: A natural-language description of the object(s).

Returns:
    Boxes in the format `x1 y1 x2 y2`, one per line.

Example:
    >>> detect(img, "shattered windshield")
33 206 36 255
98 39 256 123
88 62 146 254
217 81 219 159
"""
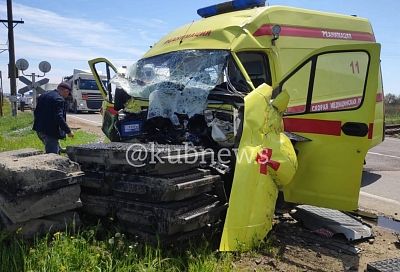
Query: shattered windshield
112 50 231 98
111 50 247 124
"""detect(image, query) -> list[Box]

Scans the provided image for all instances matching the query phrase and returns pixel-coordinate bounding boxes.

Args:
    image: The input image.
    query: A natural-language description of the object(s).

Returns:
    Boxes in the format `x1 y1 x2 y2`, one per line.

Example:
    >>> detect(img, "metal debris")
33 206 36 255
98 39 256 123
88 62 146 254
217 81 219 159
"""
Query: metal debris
367 258 400 272
275 222 362 256
292 205 373 241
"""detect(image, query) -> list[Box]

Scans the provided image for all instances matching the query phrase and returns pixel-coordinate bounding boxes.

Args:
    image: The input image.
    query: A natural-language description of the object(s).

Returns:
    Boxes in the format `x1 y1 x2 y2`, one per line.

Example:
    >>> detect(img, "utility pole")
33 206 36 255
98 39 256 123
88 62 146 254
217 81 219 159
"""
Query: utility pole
7 0 17 116
0 71 3 117
0 1 24 117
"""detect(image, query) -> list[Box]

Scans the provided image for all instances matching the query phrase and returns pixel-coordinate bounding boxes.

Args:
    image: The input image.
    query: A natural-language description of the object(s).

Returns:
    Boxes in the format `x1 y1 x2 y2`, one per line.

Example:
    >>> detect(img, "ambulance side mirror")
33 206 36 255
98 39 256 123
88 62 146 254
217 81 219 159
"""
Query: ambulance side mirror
271 25 281 46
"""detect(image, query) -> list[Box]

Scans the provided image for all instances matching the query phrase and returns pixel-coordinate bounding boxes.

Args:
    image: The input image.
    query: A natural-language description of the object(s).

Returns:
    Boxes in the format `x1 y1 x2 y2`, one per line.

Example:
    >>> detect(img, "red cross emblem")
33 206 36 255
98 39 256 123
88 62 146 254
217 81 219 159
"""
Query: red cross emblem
256 148 280 175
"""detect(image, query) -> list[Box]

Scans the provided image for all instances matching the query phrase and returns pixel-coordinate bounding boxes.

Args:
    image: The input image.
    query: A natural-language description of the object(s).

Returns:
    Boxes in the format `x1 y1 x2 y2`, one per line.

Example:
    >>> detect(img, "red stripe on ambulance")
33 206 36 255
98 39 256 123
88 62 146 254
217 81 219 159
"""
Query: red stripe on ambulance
283 118 374 138
283 118 342 136
254 24 376 42
286 96 363 114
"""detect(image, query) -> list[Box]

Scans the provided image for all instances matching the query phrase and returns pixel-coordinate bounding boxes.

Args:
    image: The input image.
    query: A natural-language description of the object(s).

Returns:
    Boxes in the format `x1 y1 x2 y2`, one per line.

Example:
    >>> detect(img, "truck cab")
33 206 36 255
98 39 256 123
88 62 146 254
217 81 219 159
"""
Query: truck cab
65 69 105 113
89 0 383 250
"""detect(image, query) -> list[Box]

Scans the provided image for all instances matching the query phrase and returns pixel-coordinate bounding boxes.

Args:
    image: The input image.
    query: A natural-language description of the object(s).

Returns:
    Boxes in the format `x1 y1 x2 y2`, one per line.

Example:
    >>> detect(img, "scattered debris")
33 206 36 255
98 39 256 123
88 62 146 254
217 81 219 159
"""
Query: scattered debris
275 213 362 256
344 265 357 271
350 209 378 221
291 205 373 241
377 216 400 233
367 258 400 272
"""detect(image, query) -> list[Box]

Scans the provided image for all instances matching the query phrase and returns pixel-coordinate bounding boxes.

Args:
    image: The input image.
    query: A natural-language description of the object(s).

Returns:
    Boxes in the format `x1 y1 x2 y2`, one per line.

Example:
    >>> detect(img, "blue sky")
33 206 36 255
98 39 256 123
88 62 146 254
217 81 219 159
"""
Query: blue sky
0 0 399 95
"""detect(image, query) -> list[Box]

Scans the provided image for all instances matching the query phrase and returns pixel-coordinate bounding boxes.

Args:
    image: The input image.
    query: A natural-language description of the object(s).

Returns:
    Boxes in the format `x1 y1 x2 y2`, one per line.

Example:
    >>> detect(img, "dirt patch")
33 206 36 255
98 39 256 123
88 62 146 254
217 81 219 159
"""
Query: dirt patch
234 216 400 272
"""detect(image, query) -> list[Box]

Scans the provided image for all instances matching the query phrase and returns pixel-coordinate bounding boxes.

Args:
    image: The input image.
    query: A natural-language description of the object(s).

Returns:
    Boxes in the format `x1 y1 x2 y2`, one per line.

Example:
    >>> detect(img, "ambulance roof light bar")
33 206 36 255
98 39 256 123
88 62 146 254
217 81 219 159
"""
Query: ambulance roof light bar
197 0 266 18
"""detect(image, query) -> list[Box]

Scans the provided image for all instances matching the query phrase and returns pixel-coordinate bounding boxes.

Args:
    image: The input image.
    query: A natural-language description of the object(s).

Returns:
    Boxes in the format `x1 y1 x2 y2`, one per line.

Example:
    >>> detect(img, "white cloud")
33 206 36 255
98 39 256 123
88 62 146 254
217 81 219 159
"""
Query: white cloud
14 33 67 47
0 2 150 93
0 3 143 53
118 17 168 31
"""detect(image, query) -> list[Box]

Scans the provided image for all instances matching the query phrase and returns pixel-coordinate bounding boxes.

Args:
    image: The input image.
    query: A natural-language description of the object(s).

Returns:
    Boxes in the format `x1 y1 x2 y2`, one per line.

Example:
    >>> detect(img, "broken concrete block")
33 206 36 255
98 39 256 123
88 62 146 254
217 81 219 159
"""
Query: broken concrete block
111 169 222 202
0 148 43 159
0 149 84 239
5 211 81 239
67 142 213 175
116 194 227 235
80 194 113 217
0 184 81 224
0 150 83 196
67 143 228 244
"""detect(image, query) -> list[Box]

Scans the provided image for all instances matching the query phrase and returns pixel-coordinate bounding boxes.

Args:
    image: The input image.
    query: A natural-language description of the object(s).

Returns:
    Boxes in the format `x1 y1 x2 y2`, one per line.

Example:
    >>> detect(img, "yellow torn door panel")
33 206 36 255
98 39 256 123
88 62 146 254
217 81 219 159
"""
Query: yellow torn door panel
219 85 297 251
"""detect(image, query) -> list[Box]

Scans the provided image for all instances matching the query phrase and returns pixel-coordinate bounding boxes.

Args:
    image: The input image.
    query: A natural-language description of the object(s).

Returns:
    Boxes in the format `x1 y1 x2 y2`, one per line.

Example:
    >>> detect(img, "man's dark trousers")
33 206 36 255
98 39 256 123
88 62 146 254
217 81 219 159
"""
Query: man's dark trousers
33 90 71 154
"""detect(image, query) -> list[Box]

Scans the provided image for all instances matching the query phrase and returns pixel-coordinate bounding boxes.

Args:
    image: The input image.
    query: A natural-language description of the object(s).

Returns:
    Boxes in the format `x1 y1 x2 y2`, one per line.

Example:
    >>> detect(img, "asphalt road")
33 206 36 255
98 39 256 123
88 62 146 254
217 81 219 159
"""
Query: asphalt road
67 113 102 126
361 137 400 218
66 112 400 217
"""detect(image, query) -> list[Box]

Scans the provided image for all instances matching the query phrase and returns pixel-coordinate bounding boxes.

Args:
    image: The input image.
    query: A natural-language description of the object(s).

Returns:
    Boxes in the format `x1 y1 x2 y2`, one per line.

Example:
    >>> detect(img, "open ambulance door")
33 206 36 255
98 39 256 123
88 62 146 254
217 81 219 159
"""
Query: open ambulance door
278 43 381 211
88 58 117 104
88 58 119 140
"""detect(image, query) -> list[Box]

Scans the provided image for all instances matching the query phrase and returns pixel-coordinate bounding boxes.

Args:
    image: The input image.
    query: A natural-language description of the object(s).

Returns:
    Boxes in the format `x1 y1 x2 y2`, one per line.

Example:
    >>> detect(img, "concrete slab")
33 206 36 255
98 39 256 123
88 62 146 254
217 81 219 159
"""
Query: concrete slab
0 151 83 196
67 142 213 175
5 211 81 238
0 184 81 224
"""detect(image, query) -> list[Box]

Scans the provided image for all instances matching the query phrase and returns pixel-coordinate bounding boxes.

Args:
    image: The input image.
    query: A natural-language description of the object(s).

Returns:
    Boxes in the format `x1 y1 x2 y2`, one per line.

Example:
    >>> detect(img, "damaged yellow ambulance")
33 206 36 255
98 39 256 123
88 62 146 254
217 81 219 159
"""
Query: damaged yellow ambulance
88 0 384 251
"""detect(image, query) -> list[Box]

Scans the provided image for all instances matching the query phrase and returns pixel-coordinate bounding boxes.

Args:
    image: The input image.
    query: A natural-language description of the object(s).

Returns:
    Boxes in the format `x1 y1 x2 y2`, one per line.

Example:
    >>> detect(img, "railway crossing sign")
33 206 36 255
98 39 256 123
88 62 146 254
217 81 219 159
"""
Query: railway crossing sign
16 59 52 109
18 76 49 95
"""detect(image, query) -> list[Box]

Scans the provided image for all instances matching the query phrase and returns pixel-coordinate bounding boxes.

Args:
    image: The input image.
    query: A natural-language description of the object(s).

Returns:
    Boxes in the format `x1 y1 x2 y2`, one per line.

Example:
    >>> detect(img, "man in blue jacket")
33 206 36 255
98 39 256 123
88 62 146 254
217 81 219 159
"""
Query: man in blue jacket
33 82 74 154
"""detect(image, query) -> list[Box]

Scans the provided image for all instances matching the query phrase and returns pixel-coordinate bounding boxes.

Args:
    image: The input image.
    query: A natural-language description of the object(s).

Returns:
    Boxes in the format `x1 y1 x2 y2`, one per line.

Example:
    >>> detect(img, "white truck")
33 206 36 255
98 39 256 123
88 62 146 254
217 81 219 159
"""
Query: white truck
64 69 104 113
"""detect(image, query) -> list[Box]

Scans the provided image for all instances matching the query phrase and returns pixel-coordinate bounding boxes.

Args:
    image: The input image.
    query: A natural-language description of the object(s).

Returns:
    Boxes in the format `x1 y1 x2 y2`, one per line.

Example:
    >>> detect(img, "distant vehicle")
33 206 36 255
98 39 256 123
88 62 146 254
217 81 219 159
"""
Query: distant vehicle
64 69 105 113
17 93 33 110
43 83 58 92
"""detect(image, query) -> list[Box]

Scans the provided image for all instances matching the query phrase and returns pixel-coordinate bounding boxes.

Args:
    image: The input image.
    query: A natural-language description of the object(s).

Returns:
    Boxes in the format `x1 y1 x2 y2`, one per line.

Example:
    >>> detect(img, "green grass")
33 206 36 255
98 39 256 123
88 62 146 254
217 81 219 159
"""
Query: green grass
0 102 99 152
0 226 235 272
385 104 400 124
386 114 400 125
